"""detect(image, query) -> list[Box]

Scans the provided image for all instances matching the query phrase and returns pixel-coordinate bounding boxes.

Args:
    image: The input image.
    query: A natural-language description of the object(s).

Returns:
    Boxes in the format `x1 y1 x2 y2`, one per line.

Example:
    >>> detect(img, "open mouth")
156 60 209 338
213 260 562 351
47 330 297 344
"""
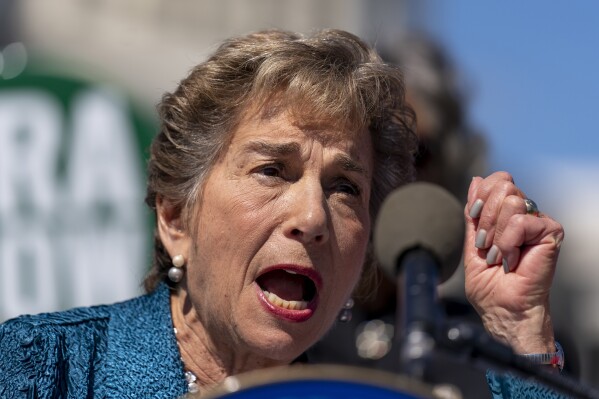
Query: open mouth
256 267 319 311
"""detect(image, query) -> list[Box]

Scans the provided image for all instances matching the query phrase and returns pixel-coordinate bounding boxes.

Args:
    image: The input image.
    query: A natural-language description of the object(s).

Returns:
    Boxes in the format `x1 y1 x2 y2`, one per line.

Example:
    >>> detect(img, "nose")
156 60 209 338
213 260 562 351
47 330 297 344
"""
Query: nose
283 180 330 245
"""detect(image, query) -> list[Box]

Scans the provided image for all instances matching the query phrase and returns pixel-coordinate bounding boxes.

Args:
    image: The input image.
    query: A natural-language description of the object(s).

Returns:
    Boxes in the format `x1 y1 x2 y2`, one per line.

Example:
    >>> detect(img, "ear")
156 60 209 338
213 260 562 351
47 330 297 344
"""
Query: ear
156 196 191 261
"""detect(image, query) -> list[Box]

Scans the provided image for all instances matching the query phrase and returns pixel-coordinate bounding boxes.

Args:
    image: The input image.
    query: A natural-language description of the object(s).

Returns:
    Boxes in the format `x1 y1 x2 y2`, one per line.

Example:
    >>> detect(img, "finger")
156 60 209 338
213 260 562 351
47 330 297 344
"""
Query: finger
465 174 513 268
464 178 487 268
484 195 526 266
467 176 484 211
465 172 523 270
494 195 528 244
467 172 515 220
496 213 565 273
474 180 524 250
485 243 502 266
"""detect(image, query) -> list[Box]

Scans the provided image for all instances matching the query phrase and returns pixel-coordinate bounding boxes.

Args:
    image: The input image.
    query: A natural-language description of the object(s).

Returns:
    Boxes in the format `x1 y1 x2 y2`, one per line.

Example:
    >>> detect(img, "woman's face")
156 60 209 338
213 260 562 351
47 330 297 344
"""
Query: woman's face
183 109 373 363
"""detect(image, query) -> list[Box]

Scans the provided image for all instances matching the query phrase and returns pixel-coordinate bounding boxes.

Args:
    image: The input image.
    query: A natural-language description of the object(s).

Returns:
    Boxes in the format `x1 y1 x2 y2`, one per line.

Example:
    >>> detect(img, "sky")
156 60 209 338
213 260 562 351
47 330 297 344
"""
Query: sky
424 1 599 186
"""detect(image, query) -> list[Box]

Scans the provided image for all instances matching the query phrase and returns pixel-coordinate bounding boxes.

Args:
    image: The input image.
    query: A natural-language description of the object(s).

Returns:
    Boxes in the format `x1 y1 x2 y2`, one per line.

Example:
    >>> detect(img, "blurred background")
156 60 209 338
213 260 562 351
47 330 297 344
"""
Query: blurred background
1 0 598 389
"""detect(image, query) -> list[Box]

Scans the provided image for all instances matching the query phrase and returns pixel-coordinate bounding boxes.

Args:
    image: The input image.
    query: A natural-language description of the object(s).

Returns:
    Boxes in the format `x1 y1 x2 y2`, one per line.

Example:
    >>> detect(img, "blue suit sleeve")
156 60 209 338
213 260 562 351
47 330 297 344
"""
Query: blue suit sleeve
487 370 571 399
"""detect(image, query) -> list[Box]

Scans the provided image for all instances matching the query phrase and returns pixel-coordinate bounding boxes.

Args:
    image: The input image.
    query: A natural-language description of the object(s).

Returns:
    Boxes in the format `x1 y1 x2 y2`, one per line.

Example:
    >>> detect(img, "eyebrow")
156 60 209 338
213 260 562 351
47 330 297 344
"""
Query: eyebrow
243 140 301 157
334 153 367 176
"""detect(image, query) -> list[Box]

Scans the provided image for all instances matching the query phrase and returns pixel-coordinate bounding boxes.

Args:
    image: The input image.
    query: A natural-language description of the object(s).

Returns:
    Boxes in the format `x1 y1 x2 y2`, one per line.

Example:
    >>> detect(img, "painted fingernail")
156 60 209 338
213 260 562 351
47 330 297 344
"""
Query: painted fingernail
486 245 499 265
475 229 487 249
469 199 484 219
502 258 509 274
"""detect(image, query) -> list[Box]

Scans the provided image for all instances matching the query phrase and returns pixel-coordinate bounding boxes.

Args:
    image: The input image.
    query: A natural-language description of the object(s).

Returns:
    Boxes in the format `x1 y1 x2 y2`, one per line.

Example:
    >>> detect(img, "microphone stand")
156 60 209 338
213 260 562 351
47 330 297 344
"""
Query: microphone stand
396 248 599 399
435 320 599 399
397 248 441 379
396 248 599 398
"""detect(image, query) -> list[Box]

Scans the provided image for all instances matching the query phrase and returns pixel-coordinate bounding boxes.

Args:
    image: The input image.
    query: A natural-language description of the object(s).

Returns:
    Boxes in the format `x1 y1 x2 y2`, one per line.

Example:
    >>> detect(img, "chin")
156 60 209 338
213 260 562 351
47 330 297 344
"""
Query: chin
239 324 319 363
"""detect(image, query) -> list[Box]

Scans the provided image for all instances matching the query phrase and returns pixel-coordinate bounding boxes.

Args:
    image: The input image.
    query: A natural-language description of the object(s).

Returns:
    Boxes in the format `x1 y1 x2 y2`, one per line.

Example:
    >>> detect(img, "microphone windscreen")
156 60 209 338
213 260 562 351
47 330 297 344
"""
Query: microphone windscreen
374 182 465 283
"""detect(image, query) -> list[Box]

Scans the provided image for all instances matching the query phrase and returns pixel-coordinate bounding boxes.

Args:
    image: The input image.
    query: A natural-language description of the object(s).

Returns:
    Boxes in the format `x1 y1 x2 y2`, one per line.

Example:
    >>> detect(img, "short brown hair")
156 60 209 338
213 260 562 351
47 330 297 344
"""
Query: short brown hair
144 29 417 293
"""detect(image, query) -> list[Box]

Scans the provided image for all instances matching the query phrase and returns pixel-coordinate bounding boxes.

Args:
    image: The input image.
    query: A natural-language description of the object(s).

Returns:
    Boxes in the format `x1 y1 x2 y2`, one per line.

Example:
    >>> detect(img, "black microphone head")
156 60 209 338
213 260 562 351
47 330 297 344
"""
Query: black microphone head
374 182 465 283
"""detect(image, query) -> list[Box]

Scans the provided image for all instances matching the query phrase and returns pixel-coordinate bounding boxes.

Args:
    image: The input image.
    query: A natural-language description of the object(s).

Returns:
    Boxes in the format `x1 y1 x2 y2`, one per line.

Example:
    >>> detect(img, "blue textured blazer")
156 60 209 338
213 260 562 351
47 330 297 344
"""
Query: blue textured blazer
0 283 187 398
0 282 564 398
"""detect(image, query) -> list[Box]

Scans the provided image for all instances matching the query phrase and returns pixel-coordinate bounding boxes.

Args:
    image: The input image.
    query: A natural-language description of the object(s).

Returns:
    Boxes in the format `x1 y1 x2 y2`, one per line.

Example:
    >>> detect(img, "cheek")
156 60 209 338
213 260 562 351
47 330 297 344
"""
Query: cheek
196 187 278 259
333 202 371 251
333 212 371 279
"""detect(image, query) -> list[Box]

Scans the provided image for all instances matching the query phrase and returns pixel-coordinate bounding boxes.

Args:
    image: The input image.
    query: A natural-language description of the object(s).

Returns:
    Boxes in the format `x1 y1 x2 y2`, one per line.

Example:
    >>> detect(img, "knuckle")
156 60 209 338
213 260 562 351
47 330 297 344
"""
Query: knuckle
552 226 565 249
505 194 525 211
508 213 528 230
553 233 564 250
497 180 518 195
495 171 514 183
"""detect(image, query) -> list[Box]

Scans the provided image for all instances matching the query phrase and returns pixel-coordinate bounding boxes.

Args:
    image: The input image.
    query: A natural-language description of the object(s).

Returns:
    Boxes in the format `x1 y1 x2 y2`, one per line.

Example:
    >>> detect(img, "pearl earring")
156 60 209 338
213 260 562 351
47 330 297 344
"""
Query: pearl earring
338 298 354 322
168 254 185 283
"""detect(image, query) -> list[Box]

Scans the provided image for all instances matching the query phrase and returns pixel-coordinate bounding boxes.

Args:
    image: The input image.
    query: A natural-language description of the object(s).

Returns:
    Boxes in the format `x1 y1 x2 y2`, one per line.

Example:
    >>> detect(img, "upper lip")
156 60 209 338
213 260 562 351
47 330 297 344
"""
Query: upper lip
257 264 323 291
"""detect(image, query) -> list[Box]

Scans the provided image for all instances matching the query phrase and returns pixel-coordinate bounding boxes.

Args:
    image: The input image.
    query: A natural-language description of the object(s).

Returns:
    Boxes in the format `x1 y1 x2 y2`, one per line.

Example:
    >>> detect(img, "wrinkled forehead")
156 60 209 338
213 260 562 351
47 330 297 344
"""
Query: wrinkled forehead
240 99 369 147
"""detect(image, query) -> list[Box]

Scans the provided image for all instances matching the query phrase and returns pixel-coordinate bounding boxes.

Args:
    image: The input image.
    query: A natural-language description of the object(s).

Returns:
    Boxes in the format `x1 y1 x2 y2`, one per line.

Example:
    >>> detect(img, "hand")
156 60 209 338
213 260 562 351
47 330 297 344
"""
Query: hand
463 171 564 354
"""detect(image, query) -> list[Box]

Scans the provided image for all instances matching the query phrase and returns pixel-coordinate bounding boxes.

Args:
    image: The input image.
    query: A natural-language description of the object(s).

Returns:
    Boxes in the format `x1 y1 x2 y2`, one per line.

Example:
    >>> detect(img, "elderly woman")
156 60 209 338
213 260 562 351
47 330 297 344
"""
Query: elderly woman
0 29 565 398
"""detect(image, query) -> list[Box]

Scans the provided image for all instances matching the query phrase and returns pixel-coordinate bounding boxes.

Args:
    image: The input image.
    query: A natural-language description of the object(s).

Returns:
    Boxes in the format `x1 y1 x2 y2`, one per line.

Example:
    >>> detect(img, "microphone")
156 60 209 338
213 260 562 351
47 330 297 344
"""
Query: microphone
373 182 465 377
374 181 465 284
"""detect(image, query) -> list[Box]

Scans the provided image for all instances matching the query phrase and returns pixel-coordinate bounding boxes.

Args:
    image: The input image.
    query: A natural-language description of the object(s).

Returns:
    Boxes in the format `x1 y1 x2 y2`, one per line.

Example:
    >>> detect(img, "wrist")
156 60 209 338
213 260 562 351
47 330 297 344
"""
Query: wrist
480 304 554 354
517 341 564 372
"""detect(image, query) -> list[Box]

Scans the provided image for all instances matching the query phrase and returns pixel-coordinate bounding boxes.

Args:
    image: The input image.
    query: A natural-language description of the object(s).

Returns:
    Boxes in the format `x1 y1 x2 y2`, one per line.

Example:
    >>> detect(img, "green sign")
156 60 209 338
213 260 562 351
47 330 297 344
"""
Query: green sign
0 62 157 321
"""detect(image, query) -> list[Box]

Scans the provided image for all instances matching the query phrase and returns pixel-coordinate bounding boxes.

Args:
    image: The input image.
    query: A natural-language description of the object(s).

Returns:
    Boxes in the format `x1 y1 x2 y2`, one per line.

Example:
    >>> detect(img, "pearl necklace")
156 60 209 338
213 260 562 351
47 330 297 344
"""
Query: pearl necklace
174 328 200 394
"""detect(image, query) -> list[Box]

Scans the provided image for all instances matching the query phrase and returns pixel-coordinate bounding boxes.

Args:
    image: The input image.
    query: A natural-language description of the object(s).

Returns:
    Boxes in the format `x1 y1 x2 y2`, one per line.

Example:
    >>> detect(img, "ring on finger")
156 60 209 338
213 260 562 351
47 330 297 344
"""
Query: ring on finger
524 198 540 217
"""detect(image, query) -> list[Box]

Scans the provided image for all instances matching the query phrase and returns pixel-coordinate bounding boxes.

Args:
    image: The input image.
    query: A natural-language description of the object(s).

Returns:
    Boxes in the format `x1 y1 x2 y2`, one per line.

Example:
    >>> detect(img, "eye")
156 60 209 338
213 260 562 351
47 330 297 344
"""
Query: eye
255 163 284 178
252 162 285 180
333 178 361 196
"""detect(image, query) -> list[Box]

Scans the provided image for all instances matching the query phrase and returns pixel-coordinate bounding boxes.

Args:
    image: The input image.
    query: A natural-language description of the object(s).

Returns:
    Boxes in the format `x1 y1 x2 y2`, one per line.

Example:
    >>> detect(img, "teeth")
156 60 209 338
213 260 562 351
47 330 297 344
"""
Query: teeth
263 290 308 310
285 270 298 275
